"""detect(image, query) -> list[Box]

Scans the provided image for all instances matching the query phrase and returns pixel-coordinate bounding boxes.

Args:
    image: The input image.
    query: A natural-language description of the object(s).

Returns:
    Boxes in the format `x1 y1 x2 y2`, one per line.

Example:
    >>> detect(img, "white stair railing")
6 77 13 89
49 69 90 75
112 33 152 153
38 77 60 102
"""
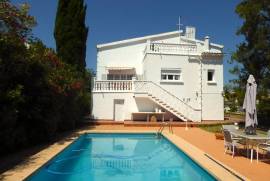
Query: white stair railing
134 81 200 121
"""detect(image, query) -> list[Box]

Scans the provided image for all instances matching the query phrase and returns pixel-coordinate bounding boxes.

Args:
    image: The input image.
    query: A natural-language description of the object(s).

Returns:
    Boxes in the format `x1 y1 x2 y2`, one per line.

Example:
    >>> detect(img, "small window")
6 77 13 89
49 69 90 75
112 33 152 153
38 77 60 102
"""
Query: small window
161 69 181 81
168 75 173 80
207 70 214 82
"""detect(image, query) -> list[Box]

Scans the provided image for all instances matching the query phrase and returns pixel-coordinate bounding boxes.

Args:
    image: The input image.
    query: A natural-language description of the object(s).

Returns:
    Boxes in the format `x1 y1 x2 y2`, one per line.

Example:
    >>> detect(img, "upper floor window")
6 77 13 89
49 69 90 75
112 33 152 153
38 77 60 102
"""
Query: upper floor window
207 70 215 82
161 69 181 81
107 74 134 80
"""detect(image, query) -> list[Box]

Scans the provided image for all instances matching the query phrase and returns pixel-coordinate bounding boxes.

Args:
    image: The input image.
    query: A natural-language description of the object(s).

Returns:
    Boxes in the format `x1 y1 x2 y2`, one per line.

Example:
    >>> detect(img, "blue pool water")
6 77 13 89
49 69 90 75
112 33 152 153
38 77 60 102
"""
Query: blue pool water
27 133 217 181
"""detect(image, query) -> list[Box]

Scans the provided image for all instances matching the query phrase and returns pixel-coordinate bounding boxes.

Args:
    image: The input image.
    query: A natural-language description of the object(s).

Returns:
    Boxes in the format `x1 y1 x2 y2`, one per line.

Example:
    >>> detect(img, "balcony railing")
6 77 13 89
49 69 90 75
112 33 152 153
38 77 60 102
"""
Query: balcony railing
93 80 133 92
145 43 197 55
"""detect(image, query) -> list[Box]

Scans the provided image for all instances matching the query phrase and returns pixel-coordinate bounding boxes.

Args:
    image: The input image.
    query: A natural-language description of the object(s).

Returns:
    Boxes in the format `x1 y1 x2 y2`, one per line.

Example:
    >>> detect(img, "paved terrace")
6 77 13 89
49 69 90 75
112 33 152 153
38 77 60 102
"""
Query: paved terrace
0 123 269 181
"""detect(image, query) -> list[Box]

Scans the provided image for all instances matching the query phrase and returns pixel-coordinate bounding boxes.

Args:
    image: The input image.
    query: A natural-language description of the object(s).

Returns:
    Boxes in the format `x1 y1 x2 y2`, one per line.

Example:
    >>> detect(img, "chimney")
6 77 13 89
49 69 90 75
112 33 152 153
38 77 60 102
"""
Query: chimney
185 26 196 39
204 36 210 51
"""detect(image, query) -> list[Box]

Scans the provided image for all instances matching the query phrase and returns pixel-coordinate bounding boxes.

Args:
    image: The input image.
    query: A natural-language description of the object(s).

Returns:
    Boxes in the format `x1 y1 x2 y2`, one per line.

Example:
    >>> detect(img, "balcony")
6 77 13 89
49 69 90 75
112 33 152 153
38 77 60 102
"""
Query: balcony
93 80 133 92
144 42 197 55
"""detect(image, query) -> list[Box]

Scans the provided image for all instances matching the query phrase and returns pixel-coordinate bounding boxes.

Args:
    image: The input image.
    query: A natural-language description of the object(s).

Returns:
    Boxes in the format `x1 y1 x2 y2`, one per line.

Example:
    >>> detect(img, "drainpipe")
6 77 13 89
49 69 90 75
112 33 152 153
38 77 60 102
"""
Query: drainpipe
200 57 203 122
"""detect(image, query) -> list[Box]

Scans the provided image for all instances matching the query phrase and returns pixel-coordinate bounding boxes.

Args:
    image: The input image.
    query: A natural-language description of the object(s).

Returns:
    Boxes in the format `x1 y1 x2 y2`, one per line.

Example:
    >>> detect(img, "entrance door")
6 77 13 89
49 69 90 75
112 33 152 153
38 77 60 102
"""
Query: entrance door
114 99 125 121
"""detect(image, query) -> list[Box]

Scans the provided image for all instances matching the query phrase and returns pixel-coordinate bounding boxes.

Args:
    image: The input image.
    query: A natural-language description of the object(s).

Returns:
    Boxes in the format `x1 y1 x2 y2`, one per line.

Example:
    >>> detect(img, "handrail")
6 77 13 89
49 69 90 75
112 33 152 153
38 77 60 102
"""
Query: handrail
134 81 199 111
94 80 133 91
148 43 197 53
151 42 197 47
94 80 133 82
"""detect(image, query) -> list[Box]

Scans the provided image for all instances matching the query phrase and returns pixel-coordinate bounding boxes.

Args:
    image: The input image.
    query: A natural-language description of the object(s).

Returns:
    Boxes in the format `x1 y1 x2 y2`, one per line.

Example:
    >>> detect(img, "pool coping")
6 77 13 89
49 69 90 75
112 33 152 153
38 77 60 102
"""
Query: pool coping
1 130 249 181
161 131 249 181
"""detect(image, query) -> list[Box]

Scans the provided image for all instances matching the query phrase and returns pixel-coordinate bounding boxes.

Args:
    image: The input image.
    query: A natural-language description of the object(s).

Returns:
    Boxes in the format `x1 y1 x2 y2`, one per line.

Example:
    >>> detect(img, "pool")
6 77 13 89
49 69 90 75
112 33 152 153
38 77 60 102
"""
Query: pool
26 133 217 181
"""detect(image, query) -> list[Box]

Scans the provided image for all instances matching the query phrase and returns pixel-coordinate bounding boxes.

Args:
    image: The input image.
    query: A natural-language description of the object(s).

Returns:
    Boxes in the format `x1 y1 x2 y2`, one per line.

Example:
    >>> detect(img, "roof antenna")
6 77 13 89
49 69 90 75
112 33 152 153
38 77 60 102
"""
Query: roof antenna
176 16 183 43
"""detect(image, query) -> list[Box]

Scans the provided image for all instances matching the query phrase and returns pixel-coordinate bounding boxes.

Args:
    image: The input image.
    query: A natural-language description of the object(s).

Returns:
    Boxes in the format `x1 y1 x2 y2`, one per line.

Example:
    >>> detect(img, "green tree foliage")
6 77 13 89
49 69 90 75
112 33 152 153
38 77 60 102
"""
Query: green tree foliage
54 0 88 72
0 0 35 38
0 1 91 154
231 0 270 125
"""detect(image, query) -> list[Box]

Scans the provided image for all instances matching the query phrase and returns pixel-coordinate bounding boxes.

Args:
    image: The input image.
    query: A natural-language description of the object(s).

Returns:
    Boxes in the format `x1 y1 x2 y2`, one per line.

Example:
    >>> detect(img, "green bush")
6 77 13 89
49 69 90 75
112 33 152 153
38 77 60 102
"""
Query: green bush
0 0 91 154
0 36 91 154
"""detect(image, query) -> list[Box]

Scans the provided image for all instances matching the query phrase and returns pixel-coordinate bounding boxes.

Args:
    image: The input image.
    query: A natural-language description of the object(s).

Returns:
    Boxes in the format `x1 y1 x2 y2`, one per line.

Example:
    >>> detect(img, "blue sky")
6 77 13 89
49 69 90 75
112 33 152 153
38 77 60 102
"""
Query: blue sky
12 0 243 84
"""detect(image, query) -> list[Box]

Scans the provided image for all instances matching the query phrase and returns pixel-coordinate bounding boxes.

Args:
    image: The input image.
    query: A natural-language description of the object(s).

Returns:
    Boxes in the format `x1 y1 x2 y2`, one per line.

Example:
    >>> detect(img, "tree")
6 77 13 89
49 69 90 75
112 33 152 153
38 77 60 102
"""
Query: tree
230 0 270 125
0 0 36 39
0 1 91 154
54 0 88 72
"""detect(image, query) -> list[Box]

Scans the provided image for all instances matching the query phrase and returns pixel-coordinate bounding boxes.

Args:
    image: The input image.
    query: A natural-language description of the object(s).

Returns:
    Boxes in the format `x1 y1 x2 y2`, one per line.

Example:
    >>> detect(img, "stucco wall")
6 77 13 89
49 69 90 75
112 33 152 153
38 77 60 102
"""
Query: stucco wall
201 59 224 120
143 54 201 109
92 92 180 121
94 31 224 121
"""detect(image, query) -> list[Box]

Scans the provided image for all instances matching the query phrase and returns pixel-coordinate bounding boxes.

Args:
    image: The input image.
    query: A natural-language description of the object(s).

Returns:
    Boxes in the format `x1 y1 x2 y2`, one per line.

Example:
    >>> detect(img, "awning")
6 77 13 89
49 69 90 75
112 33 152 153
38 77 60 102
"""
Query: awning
106 67 136 74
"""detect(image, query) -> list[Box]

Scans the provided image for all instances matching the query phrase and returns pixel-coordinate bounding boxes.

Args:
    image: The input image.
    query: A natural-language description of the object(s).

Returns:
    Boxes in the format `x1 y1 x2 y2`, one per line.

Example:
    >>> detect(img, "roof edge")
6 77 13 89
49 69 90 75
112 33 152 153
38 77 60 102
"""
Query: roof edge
97 30 181 49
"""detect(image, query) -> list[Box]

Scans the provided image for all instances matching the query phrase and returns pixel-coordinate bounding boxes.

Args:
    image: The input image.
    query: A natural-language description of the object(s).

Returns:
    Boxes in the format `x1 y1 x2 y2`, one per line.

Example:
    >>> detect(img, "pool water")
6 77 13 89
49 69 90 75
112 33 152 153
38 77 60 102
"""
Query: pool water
27 133 216 181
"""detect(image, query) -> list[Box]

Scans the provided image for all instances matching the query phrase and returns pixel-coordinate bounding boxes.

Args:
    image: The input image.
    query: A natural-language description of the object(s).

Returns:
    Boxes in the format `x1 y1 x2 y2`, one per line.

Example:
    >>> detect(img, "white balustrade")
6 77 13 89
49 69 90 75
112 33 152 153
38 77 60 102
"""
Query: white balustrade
93 80 133 92
146 43 197 54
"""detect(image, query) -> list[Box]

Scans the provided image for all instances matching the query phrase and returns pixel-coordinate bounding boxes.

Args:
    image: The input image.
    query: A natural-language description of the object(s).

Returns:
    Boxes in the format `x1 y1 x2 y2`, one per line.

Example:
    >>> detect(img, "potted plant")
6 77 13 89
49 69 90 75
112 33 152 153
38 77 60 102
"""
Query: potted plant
214 129 224 140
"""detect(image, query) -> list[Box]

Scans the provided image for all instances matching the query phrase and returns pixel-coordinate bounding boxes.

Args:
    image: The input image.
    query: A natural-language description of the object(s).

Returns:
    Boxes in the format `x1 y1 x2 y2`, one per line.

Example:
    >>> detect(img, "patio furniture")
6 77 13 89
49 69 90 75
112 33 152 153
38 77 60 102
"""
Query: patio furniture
222 125 243 141
229 129 270 163
131 112 165 122
222 125 235 131
256 130 270 163
256 143 270 163
223 129 242 157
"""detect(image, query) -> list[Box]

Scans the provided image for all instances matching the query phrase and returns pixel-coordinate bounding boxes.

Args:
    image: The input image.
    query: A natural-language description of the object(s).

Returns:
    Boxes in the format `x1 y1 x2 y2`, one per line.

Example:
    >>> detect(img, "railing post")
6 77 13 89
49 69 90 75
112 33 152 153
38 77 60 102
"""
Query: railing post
146 40 151 52
132 77 136 92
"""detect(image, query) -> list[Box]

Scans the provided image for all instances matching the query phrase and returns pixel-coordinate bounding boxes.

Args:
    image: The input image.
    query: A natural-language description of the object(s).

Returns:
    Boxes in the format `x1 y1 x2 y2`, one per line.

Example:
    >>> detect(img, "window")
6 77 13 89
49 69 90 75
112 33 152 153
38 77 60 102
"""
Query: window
107 74 134 80
161 69 181 81
207 70 215 82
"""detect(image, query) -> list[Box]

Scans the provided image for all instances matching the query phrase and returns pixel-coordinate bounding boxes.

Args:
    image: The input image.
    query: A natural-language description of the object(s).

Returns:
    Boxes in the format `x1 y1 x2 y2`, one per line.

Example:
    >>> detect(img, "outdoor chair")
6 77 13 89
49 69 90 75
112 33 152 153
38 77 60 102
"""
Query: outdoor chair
256 130 270 163
223 129 242 157
222 125 243 141
256 143 270 163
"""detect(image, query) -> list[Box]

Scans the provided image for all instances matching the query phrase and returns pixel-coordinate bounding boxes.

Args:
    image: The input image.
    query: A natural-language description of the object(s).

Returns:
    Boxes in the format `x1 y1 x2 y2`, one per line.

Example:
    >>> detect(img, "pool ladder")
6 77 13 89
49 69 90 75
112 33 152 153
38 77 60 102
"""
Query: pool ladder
157 119 173 137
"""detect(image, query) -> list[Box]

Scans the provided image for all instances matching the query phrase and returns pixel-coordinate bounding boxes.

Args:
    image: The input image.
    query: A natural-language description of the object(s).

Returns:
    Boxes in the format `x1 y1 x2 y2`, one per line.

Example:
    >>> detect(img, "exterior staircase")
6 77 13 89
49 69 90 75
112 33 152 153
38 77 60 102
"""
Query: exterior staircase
93 79 201 122
133 81 201 122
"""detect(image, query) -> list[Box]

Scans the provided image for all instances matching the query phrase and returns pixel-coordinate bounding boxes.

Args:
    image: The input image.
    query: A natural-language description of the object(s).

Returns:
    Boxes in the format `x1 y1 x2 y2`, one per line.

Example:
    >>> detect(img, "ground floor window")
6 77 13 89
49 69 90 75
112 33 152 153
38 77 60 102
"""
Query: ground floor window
161 68 181 81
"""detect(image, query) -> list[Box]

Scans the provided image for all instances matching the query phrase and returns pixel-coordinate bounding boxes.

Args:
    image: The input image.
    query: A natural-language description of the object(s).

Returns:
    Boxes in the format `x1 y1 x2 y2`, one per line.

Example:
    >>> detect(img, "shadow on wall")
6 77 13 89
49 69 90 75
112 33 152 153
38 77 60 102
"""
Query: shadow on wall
134 98 181 121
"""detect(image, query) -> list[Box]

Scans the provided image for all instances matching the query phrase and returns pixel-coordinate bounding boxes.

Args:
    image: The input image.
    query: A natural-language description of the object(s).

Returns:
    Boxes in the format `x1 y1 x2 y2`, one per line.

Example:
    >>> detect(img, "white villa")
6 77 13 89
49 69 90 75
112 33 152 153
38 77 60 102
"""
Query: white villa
92 26 224 122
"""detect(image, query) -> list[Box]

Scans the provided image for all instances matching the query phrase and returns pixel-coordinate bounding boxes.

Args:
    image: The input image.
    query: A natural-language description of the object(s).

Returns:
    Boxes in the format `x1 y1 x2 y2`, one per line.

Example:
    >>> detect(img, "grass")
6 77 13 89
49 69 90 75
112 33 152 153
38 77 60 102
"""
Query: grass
199 124 269 135
199 124 223 133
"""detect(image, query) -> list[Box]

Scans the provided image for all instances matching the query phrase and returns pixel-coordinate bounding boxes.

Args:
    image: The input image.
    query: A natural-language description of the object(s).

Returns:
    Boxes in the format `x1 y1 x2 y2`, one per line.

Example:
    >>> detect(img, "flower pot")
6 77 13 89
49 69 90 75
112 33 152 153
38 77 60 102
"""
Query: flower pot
215 132 224 140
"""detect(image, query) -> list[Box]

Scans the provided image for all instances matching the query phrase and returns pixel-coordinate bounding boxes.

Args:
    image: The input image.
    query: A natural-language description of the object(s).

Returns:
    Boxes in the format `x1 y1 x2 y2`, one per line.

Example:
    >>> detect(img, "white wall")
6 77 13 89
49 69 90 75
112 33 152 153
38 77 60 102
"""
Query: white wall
201 59 224 120
94 31 224 121
143 54 201 109
92 92 180 121
96 33 181 80
97 43 146 80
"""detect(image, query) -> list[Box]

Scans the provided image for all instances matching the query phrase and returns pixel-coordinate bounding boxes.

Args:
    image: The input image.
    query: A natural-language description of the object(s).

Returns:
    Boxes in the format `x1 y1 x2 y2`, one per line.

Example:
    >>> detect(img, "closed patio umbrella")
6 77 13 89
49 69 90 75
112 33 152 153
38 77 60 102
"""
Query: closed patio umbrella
243 75 257 134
